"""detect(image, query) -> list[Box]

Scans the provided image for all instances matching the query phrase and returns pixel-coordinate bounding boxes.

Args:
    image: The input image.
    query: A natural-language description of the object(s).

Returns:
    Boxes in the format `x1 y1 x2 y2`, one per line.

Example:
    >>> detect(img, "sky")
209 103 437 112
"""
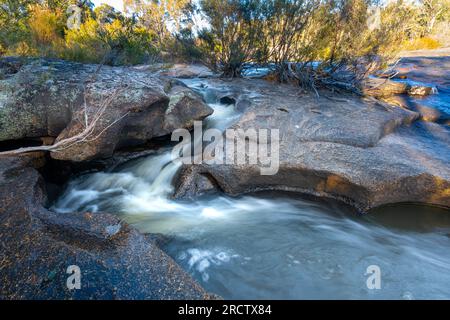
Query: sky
91 0 124 12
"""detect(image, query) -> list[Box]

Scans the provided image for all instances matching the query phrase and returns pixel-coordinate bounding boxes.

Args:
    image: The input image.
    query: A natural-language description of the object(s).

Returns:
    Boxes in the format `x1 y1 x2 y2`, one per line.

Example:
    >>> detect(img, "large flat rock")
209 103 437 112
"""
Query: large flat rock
174 78 450 211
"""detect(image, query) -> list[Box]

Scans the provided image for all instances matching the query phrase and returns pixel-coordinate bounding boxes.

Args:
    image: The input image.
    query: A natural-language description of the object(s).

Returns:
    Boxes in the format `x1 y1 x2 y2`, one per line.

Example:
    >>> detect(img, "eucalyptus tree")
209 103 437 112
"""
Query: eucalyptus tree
258 0 320 82
420 0 450 34
123 0 192 49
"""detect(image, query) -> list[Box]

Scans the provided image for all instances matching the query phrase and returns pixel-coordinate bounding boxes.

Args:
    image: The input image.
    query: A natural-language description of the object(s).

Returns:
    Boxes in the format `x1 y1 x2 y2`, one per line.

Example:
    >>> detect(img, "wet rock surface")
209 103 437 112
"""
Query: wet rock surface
383 95 449 123
174 78 450 211
387 56 450 123
0 57 212 161
0 155 215 299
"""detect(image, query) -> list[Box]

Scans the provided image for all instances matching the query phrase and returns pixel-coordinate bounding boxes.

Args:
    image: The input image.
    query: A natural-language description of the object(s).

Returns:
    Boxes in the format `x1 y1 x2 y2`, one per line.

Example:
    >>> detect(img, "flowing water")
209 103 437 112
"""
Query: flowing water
53 78 450 300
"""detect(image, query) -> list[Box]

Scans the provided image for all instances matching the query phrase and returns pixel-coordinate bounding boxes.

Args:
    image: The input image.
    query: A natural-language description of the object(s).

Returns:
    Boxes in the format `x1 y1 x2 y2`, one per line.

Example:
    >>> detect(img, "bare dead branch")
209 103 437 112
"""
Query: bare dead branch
0 86 128 157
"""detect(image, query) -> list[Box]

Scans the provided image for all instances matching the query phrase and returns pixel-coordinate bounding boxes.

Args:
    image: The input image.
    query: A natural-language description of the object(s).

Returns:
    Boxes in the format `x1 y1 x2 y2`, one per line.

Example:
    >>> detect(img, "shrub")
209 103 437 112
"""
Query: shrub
401 37 442 51
0 0 448 72
63 18 109 63
63 17 159 65
27 4 66 56
199 0 265 77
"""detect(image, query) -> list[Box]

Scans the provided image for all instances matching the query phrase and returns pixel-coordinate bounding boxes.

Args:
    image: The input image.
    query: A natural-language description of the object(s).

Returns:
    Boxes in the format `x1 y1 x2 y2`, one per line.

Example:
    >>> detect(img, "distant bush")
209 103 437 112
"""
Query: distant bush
401 37 442 51
197 0 414 80
172 28 205 63
197 0 265 77
63 17 159 65
27 4 65 56
0 1 162 65
62 18 109 63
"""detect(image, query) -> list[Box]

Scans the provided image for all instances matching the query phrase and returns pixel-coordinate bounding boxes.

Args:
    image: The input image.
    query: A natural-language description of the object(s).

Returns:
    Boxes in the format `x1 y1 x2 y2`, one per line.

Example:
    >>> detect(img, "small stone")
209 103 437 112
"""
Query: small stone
407 85 435 96
105 224 121 237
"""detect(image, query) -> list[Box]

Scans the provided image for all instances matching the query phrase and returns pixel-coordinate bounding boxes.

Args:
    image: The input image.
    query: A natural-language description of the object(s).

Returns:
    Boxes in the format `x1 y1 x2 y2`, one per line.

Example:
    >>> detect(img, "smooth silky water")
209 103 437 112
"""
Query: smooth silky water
53 78 450 300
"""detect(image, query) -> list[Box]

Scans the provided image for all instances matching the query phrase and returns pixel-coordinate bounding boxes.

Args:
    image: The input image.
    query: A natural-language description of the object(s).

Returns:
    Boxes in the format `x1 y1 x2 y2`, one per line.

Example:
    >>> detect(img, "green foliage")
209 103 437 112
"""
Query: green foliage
124 0 192 51
0 0 448 68
198 0 450 78
0 0 159 65
402 36 442 51
198 0 266 76
0 0 35 55
173 27 204 63
63 16 158 65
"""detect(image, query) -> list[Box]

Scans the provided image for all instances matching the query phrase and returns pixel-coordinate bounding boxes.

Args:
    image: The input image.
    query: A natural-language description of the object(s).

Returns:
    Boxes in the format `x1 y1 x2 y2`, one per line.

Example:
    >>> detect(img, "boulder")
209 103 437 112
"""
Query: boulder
407 85 435 96
0 57 212 161
361 78 409 97
173 78 450 211
163 81 214 133
382 95 449 123
0 155 215 299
